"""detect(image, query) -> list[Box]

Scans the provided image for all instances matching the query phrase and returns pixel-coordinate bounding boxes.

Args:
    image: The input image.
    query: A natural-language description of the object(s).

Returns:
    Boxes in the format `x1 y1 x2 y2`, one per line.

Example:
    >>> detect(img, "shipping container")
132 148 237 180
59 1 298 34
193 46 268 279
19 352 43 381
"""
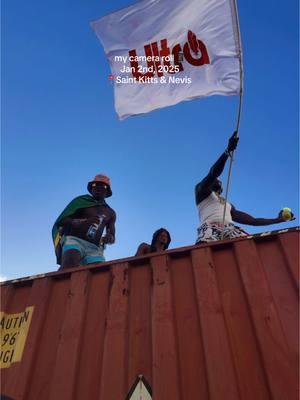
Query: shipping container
1 227 299 400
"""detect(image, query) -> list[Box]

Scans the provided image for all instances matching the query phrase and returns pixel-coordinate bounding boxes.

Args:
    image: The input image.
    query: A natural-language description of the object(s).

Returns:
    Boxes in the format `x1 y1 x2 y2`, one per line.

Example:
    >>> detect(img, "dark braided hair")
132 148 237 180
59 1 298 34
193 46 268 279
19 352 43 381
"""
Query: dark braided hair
150 228 171 252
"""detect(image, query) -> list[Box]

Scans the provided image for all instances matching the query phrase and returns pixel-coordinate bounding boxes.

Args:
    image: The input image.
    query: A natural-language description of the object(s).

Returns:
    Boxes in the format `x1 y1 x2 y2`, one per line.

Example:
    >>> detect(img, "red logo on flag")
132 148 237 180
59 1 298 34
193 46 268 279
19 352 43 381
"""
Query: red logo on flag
128 30 210 79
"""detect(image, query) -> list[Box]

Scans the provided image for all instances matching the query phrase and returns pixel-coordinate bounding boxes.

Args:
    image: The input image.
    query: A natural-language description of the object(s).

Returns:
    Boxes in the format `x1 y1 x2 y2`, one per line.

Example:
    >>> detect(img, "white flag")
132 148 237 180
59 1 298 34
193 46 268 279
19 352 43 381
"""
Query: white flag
91 0 242 120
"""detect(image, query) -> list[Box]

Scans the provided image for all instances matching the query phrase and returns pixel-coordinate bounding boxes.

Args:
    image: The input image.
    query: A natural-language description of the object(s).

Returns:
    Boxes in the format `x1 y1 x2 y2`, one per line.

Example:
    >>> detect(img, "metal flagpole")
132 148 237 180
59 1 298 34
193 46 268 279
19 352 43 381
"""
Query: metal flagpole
221 0 244 240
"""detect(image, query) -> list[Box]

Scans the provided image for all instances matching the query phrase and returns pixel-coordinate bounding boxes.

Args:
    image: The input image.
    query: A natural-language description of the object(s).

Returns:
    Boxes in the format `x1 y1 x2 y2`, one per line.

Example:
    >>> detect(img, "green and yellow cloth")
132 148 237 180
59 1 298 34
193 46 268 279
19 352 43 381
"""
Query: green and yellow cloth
52 195 106 264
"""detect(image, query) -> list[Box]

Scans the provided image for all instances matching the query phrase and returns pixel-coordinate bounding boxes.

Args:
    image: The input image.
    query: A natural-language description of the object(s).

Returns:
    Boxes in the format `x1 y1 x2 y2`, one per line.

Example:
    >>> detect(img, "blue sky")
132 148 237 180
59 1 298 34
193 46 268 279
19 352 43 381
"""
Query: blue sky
2 0 299 280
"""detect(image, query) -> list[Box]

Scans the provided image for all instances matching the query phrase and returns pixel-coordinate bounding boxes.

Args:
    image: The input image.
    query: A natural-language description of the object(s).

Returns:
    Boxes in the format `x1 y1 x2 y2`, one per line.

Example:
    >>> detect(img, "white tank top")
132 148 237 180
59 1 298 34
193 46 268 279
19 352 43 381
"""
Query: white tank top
198 192 232 225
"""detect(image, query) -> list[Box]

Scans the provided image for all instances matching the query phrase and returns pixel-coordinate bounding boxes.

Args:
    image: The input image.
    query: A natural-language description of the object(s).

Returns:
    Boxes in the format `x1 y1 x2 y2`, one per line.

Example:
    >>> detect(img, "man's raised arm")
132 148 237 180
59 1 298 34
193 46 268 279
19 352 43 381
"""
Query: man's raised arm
195 131 239 204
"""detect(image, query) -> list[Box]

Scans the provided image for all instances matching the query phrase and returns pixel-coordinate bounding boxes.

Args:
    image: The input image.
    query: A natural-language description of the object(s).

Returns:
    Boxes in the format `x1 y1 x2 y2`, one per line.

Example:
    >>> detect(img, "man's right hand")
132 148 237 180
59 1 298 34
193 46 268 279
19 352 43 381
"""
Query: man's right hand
227 131 239 153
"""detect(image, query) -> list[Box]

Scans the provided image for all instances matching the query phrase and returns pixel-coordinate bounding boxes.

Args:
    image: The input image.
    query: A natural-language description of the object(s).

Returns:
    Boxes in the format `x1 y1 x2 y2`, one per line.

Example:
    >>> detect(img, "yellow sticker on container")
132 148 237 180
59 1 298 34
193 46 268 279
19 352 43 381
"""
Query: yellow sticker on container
0 306 34 369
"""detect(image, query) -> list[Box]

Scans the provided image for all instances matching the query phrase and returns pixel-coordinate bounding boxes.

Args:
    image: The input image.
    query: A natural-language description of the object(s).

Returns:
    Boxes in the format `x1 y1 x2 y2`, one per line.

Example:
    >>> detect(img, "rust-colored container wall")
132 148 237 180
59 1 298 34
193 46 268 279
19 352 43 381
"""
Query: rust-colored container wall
1 228 299 400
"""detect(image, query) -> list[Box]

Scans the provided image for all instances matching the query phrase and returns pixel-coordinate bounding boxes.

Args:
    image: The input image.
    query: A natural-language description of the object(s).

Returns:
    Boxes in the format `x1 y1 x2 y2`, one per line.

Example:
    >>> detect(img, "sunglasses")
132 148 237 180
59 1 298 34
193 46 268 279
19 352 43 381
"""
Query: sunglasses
91 182 108 189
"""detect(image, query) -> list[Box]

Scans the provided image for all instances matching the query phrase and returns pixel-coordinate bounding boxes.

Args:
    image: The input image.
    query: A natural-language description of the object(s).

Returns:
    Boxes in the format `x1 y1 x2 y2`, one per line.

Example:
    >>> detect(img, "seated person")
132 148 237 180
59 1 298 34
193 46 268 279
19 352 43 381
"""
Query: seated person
135 228 171 256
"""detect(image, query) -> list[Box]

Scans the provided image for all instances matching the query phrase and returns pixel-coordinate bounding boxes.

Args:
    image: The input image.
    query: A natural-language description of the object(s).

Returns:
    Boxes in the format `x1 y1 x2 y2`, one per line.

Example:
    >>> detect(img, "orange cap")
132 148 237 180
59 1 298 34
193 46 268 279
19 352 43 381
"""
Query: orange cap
88 174 112 197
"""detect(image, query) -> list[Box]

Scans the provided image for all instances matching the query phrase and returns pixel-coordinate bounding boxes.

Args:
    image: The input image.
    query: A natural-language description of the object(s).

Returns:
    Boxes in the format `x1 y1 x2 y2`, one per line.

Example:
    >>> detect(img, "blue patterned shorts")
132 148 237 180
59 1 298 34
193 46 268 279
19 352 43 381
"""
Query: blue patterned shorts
61 235 105 265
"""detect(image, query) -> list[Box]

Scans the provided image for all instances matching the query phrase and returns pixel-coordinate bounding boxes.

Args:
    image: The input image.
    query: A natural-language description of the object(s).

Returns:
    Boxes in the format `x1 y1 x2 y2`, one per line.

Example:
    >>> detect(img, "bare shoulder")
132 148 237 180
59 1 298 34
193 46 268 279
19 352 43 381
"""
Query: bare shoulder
108 206 116 220
135 242 151 256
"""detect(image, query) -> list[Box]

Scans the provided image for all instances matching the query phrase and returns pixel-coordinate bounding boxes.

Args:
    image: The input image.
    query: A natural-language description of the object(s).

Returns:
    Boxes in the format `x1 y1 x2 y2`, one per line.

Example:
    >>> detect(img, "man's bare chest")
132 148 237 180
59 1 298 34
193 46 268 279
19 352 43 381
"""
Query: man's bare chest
78 206 111 220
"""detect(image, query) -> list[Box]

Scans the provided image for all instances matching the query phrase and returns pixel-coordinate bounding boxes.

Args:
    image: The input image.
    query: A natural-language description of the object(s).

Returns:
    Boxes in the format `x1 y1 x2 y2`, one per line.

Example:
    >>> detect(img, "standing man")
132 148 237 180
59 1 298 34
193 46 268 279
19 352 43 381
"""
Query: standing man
52 174 116 269
135 228 171 256
195 132 294 243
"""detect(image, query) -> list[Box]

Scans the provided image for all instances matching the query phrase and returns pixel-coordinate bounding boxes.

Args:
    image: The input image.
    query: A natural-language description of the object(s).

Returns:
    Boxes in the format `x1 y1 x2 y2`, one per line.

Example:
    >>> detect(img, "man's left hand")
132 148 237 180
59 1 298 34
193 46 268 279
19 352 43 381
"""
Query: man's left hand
101 233 115 244
278 210 296 222
227 131 239 153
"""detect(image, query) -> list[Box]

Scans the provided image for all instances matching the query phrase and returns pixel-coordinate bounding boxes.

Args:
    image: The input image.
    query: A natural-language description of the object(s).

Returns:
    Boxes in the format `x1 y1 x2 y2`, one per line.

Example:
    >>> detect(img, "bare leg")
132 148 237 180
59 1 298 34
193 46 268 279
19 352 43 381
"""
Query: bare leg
60 249 81 270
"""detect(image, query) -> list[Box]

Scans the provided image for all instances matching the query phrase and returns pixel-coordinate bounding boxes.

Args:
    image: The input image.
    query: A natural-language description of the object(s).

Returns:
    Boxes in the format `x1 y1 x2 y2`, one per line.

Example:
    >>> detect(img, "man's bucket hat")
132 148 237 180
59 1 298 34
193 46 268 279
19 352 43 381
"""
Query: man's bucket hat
87 174 112 197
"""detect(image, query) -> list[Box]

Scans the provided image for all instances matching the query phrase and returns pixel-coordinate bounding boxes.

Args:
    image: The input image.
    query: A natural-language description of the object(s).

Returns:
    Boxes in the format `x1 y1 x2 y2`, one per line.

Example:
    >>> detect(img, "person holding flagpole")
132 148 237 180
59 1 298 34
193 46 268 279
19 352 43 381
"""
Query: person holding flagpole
195 133 295 243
